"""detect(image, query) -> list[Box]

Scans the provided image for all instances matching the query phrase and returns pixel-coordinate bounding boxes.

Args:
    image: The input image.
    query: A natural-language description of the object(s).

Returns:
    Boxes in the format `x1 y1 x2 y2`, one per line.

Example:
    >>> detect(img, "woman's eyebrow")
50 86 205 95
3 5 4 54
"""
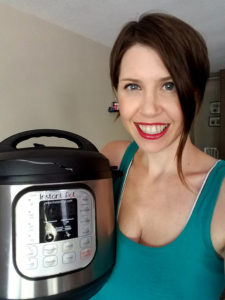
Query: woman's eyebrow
159 76 173 81
156 76 174 86
119 76 173 82
119 77 141 82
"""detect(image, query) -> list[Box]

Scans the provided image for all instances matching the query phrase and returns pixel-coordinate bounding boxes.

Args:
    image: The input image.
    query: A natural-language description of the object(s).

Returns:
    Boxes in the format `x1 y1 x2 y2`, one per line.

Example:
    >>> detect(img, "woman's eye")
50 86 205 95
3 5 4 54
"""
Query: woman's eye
125 83 140 91
163 82 175 91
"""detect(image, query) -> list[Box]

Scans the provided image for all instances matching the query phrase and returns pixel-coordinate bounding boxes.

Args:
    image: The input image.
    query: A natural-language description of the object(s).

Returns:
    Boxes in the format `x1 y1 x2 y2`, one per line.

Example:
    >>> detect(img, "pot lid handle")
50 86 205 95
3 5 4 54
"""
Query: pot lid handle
0 129 98 152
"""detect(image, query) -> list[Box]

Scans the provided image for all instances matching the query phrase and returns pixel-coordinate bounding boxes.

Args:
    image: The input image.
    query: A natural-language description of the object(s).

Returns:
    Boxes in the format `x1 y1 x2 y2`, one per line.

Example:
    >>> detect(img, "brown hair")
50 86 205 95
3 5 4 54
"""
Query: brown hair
110 12 210 183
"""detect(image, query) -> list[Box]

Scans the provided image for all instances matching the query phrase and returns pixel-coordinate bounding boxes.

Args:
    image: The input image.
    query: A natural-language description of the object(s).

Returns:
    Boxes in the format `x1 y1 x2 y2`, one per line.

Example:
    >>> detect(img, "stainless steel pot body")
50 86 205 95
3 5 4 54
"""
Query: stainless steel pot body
0 178 115 300
0 129 116 300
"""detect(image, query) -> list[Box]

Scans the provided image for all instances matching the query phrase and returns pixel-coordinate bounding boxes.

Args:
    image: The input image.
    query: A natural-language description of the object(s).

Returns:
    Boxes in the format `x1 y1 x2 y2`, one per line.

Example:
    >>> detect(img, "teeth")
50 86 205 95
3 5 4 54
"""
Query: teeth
138 124 168 134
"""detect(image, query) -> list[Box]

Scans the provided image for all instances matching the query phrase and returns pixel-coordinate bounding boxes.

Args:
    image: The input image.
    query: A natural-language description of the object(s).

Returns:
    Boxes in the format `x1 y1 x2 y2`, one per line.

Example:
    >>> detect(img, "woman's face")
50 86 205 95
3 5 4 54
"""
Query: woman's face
117 44 184 155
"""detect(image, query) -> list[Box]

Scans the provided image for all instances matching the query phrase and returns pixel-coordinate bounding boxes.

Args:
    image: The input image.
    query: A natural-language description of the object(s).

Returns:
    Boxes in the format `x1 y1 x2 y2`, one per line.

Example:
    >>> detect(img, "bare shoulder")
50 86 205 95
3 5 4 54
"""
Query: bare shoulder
101 140 131 167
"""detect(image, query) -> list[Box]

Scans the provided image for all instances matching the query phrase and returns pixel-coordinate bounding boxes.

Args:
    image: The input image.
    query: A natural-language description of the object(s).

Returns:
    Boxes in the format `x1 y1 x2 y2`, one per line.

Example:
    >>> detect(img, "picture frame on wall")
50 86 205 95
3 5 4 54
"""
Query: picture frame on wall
208 116 220 127
209 101 220 114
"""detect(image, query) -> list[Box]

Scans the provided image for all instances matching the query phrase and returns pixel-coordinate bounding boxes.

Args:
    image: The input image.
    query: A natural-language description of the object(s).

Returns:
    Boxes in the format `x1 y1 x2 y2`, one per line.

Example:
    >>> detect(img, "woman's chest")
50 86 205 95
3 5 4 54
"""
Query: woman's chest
118 175 199 247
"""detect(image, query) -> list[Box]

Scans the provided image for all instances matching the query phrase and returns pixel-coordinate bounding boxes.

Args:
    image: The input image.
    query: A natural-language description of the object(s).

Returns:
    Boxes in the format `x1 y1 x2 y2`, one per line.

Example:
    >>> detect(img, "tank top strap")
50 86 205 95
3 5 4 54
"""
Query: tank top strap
120 141 138 173
189 160 225 251
113 141 138 209
194 160 225 215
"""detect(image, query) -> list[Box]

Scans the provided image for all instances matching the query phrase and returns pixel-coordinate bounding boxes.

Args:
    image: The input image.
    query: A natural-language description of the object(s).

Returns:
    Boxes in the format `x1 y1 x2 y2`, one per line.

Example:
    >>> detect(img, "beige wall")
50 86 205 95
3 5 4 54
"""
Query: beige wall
0 3 130 150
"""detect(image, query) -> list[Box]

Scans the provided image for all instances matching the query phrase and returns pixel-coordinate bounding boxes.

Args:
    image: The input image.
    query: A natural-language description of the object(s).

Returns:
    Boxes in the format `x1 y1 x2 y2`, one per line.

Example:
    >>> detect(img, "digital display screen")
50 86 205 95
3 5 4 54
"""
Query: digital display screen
39 198 78 243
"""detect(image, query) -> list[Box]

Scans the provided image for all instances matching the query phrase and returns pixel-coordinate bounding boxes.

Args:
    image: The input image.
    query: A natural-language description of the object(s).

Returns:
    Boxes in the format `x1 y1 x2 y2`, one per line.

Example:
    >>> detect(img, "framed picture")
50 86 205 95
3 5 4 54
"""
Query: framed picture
209 101 220 114
208 116 220 127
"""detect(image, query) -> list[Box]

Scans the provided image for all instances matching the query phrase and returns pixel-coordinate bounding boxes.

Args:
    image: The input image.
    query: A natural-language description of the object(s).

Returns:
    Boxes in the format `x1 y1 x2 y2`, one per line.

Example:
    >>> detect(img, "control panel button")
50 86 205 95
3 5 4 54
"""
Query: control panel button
63 241 74 253
81 197 91 205
63 252 76 264
43 244 57 256
80 248 92 260
80 205 91 213
80 215 91 223
43 256 57 267
80 237 92 249
80 225 91 236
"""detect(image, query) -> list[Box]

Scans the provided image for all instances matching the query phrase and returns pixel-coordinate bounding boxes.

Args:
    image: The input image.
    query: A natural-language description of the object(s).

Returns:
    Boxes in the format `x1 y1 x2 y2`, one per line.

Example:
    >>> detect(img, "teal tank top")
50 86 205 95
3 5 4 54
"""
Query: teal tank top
91 142 225 299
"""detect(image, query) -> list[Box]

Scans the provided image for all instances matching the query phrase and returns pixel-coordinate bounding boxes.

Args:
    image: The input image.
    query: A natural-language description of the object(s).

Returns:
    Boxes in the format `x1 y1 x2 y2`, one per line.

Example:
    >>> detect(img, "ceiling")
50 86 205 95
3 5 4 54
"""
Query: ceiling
1 0 225 73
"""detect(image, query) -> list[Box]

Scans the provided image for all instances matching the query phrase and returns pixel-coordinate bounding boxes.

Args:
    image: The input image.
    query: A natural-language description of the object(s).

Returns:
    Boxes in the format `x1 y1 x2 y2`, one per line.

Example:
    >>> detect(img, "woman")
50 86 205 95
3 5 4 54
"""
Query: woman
92 13 225 299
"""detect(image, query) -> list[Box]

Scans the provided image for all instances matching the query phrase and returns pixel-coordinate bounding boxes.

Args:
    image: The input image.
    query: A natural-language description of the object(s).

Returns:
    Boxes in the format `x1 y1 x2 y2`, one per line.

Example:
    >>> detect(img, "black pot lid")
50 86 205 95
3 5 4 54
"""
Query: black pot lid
0 129 111 184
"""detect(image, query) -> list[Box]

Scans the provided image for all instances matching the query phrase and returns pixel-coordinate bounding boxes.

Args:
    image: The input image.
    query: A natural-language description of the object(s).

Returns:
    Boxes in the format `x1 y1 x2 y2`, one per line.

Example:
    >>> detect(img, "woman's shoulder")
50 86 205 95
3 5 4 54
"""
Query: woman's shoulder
101 140 131 167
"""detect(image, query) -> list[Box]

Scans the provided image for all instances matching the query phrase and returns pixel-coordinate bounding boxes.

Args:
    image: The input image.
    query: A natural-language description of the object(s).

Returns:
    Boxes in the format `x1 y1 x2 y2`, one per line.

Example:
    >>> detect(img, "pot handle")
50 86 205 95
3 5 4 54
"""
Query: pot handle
0 129 98 152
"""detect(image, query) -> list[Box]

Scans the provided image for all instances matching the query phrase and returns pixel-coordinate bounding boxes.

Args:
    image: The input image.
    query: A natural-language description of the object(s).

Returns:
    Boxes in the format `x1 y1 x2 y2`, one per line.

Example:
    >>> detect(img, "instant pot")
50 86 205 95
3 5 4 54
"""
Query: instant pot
0 129 116 300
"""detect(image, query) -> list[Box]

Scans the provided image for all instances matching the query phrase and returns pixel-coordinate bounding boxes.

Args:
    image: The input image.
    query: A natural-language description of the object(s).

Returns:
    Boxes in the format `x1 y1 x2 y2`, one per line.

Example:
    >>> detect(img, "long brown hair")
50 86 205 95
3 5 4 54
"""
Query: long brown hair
110 13 209 183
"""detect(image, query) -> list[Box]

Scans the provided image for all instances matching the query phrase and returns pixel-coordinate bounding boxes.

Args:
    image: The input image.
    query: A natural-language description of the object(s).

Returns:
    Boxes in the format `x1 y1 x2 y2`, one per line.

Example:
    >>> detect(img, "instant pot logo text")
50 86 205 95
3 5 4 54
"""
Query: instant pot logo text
39 190 77 200
40 192 62 200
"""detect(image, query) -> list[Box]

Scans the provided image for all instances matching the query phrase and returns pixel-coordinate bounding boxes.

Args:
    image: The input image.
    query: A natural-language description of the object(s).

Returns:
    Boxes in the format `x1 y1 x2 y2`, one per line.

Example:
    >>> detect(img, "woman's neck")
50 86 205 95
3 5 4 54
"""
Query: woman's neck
134 136 200 178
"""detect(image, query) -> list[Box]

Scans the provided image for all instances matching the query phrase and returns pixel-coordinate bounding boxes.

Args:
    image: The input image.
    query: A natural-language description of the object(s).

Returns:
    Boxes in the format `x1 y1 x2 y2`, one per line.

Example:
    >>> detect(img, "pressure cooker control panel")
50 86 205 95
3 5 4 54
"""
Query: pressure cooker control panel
14 185 96 279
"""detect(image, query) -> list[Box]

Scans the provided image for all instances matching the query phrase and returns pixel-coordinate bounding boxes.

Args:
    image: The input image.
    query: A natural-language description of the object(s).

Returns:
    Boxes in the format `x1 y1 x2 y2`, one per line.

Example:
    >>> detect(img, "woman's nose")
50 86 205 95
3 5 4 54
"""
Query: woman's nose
139 92 161 116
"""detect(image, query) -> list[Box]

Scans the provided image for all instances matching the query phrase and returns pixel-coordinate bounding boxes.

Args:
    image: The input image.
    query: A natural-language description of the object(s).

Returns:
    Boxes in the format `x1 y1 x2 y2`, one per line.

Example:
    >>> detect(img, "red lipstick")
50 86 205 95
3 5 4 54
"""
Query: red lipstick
134 122 169 140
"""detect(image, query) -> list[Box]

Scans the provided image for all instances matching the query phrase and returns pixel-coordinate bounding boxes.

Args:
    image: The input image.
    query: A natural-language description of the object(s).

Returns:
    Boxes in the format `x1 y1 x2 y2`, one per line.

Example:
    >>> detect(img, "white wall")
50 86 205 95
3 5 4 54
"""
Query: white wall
0 3 130 150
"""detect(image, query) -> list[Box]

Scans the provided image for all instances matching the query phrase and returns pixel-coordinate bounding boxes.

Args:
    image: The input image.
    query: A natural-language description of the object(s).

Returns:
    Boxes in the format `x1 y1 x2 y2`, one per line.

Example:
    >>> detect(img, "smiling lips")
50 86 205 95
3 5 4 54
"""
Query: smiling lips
134 122 169 140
